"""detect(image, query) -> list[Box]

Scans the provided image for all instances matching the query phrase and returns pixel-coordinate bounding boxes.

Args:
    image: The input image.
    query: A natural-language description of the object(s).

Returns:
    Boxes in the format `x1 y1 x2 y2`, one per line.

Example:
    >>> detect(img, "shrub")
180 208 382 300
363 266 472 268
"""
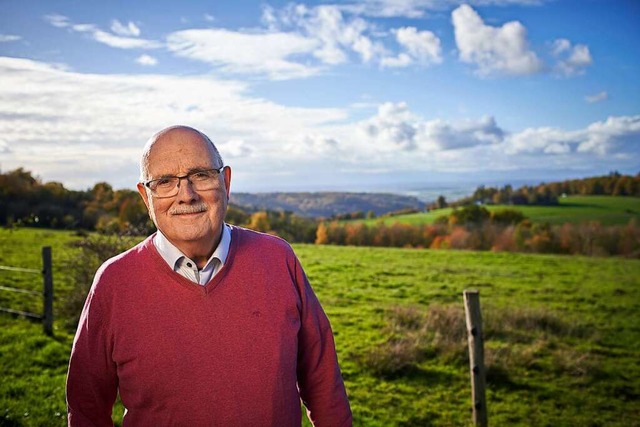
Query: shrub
362 304 467 377
60 234 137 332
491 208 526 225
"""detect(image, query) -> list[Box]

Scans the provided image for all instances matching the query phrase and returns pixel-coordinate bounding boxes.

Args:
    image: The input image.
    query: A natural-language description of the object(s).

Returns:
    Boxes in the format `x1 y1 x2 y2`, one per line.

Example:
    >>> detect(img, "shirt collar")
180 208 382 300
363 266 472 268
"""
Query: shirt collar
154 224 232 272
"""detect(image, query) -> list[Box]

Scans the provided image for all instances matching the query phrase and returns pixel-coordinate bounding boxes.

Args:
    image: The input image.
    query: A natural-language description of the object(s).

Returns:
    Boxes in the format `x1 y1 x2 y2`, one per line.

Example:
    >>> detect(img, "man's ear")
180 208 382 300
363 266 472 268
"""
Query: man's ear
223 166 232 201
137 182 151 211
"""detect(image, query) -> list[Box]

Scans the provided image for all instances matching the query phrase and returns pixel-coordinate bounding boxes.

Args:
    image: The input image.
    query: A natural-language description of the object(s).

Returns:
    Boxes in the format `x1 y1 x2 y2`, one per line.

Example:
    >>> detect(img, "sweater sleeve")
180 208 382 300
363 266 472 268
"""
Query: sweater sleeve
66 266 118 427
294 257 352 427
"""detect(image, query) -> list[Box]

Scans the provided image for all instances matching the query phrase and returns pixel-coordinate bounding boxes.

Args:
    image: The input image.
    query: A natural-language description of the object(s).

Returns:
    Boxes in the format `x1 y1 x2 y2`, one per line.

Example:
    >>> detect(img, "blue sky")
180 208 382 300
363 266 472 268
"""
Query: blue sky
0 0 638 195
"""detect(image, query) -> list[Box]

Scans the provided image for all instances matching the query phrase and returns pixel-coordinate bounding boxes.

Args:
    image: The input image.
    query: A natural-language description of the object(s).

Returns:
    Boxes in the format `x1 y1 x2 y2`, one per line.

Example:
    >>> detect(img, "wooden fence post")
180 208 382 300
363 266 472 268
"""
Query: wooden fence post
42 246 53 336
464 290 488 427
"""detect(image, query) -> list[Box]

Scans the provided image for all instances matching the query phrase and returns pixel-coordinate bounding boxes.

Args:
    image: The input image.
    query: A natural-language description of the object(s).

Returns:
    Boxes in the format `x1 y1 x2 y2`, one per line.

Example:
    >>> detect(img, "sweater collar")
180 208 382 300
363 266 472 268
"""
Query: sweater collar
153 224 232 272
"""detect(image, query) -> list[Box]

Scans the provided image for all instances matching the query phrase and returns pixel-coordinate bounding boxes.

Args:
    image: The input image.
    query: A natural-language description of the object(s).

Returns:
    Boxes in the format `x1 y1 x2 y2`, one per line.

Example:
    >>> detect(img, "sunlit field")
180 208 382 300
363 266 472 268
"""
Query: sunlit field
1 228 639 426
351 196 640 227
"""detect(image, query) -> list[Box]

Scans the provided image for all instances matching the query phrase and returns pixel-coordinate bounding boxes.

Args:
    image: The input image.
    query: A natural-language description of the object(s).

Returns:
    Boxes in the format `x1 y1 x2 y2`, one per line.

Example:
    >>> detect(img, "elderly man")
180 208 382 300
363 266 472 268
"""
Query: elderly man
66 126 352 426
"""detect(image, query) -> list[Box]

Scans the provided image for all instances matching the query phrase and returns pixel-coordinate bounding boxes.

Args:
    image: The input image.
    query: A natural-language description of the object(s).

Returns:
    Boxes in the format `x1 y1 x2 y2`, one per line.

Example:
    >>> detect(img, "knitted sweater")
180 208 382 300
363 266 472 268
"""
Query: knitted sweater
66 226 352 427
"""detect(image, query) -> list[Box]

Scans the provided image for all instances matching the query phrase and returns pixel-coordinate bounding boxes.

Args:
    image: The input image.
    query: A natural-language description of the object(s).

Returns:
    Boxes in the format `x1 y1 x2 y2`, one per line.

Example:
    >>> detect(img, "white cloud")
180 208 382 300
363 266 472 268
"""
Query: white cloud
349 102 638 175
505 127 578 155
585 91 608 104
504 115 640 157
45 14 161 50
380 53 413 68
44 14 70 28
0 56 346 188
204 14 216 22
166 29 321 80
356 104 504 153
0 55 635 190
0 34 21 43
273 4 385 65
162 4 445 80
360 102 419 151
382 26 442 67
420 115 504 150
286 134 340 156
452 4 542 76
136 54 158 66
578 116 640 156
0 138 11 153
92 30 161 49
217 139 253 158
111 20 141 37
551 38 592 76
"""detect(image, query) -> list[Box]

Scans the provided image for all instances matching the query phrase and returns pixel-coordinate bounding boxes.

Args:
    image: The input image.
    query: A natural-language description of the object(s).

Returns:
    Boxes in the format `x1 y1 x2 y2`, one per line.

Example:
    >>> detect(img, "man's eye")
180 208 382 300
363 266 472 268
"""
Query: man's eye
191 171 211 180
156 178 174 187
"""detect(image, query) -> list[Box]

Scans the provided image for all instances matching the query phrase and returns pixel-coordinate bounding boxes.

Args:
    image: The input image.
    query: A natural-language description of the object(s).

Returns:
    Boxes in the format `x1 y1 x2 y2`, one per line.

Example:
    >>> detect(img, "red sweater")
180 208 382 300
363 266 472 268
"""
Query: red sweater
66 226 352 426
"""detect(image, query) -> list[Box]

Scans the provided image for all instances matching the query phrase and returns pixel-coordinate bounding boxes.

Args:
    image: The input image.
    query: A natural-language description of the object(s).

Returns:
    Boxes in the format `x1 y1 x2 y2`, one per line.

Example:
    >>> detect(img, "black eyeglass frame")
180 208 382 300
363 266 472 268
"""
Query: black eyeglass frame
142 166 226 197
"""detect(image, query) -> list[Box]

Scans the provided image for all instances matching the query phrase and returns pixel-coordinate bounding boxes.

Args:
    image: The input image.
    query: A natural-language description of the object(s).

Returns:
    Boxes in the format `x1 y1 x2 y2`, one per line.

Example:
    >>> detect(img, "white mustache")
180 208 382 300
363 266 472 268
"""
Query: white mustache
169 203 208 215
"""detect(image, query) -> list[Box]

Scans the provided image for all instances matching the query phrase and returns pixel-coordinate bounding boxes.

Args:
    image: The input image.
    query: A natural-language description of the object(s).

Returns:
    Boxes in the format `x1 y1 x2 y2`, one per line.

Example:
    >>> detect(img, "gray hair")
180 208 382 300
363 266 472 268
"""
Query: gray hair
139 125 224 182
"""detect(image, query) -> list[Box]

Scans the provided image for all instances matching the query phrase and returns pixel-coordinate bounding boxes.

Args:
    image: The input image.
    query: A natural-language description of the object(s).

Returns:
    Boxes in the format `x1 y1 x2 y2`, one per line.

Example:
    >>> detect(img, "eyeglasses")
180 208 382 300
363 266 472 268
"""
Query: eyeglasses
143 166 225 198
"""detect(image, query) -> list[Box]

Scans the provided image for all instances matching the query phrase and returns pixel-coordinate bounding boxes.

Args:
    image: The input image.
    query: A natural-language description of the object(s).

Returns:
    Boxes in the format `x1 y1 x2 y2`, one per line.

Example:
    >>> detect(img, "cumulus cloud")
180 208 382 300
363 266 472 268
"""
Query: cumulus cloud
505 127 578 155
351 102 639 176
0 34 21 42
44 14 161 49
585 91 608 104
136 54 158 66
578 116 640 156
166 29 321 80
360 102 419 151
551 38 592 76
452 4 542 76
266 4 385 65
503 116 640 157
382 26 442 67
421 116 504 150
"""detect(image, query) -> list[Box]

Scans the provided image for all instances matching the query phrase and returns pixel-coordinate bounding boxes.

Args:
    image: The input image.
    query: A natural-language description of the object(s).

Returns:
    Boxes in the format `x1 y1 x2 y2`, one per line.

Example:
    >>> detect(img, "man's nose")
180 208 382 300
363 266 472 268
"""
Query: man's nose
175 177 199 201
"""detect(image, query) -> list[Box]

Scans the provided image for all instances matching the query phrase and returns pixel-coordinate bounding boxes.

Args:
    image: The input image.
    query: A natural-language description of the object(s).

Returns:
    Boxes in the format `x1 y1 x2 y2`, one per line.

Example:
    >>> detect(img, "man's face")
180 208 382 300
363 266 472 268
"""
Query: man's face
137 129 231 252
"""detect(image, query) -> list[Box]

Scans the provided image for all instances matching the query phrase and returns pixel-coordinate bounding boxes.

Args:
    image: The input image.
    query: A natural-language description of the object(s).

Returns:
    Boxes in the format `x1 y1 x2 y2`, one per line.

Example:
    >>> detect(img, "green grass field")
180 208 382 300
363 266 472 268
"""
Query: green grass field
1 227 639 426
355 195 640 227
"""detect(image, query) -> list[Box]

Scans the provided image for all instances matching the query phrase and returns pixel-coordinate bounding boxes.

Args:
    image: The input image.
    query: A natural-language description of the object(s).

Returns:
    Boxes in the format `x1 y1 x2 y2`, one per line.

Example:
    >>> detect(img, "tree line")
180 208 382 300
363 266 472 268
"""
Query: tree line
1 167 638 257
0 168 153 234
316 205 640 257
428 171 640 209
0 167 316 238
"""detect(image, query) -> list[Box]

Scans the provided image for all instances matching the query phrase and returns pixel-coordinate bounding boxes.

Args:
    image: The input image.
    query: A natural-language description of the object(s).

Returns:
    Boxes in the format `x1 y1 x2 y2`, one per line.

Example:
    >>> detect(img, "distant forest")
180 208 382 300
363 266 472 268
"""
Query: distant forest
1 167 639 242
431 171 640 210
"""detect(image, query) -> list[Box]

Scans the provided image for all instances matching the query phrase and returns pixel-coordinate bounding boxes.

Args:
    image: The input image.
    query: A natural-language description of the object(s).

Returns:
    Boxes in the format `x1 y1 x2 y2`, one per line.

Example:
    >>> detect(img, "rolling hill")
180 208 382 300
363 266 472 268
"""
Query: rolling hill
352 195 640 226
230 191 423 218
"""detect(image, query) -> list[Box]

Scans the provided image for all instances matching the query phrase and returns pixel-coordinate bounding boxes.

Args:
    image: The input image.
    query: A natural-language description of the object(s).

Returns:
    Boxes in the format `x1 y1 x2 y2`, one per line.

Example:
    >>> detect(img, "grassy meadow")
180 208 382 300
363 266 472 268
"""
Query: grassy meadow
354 195 640 227
1 227 639 426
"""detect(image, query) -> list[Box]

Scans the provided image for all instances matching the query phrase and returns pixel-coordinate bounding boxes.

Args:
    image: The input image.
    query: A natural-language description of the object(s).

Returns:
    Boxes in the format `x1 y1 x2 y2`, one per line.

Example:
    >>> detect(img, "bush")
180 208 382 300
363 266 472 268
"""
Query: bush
362 304 467 377
60 234 137 332
362 303 595 383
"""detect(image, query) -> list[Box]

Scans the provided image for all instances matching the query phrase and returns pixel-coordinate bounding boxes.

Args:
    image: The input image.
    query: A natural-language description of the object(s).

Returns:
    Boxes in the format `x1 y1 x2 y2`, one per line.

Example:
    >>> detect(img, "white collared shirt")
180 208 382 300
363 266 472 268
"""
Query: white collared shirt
153 224 232 285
